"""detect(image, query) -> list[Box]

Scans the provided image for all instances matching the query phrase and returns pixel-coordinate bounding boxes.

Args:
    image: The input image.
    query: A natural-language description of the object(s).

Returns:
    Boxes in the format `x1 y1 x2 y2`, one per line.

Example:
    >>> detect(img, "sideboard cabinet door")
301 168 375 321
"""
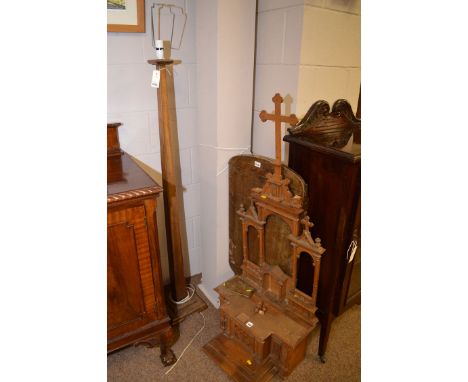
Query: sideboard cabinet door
107 205 153 335
107 198 176 365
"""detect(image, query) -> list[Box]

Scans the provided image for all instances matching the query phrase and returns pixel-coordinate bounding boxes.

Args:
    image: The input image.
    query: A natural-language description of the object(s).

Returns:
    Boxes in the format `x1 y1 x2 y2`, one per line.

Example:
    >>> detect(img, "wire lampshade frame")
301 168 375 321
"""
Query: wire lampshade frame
150 3 187 50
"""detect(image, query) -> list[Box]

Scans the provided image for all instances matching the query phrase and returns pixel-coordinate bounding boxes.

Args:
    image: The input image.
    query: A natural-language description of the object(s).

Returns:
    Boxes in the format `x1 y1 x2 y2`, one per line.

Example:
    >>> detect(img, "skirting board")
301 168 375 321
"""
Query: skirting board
197 283 220 309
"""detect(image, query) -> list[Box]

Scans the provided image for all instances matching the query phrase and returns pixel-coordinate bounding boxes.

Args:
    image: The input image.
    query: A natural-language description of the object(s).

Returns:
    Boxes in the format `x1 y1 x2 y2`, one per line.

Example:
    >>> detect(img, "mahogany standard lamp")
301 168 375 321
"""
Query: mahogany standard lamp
147 59 186 303
148 59 206 322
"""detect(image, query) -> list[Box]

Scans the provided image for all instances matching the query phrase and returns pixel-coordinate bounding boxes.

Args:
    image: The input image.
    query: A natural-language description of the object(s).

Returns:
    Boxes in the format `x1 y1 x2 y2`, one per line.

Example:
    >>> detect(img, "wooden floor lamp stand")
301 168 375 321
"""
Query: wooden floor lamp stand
148 59 207 324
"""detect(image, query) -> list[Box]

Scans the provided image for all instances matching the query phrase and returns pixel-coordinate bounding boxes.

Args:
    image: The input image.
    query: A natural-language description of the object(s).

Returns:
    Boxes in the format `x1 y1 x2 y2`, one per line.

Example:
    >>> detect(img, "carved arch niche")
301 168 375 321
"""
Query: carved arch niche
296 251 315 296
238 203 266 286
264 213 293 276
247 225 260 265
288 218 325 307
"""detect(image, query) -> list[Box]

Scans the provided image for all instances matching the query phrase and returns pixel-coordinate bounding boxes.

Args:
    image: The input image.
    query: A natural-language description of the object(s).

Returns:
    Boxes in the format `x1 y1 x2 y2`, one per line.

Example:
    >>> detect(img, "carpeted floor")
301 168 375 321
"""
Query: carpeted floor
108 288 360 382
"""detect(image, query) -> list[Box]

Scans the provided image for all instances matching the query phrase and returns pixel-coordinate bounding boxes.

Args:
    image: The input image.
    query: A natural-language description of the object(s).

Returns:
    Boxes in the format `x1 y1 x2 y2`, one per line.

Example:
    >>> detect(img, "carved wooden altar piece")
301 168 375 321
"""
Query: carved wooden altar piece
203 94 325 382
228 155 308 276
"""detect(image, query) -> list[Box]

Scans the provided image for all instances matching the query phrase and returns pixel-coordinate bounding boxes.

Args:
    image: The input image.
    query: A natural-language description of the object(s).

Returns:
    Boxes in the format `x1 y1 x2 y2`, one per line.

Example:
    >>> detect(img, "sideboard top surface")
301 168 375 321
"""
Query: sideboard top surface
107 152 162 202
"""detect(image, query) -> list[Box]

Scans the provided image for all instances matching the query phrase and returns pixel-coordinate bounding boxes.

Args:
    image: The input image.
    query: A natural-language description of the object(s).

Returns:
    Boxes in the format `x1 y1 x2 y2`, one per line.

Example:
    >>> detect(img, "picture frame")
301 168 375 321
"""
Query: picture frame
107 0 145 33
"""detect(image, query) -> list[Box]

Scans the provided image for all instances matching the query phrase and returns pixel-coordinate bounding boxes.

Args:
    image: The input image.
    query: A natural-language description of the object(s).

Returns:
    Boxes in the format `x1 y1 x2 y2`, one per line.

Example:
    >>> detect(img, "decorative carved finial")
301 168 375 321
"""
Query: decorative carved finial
259 110 268 123
301 216 314 230
297 215 324 249
272 93 283 104
255 301 267 315
238 204 246 216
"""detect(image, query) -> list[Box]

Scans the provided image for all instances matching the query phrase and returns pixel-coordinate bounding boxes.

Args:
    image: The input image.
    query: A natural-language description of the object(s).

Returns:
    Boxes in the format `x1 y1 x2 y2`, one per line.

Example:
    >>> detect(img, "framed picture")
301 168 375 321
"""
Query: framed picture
107 0 145 33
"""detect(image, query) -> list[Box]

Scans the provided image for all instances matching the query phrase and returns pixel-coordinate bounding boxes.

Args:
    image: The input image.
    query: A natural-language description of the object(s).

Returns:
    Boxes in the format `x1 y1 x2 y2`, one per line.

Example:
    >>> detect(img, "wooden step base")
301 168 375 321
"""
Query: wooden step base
203 334 278 382
164 285 208 325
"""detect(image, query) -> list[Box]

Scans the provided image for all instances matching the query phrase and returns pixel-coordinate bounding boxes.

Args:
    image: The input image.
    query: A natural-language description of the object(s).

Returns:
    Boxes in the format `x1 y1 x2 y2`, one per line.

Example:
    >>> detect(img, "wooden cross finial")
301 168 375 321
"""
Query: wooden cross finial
301 216 314 230
259 93 298 180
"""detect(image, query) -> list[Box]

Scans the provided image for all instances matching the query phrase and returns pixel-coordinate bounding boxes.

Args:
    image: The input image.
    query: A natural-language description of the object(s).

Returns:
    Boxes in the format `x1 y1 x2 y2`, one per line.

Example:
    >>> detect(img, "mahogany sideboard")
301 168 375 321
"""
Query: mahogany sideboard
283 100 361 362
107 123 176 365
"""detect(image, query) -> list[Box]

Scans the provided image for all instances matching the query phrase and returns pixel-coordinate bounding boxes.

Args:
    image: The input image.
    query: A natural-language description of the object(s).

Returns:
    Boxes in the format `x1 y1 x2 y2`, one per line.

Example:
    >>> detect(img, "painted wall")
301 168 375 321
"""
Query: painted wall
107 0 201 283
196 0 257 307
297 0 361 115
253 0 361 159
253 0 303 161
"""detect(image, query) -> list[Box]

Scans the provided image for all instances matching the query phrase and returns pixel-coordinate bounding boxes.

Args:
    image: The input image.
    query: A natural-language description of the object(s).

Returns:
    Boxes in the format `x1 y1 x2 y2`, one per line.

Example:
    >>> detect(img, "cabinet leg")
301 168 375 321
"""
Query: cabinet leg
160 343 177 366
318 313 334 362
159 328 177 366
134 328 177 367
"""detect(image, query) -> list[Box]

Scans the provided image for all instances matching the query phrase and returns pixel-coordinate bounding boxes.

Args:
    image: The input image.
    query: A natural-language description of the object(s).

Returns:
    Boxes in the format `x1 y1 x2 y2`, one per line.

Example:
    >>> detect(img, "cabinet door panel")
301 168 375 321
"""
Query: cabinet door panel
107 221 145 330
107 204 158 338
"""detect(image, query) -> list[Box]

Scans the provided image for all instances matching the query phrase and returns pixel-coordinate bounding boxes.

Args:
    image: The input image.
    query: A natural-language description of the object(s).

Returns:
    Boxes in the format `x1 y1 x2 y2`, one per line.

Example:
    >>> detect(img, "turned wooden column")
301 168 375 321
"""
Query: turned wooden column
148 59 187 302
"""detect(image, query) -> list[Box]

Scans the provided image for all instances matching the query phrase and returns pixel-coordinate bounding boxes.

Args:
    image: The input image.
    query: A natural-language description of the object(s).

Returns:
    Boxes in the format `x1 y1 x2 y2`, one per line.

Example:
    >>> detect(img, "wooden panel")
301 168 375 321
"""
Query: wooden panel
270 338 281 361
281 339 307 377
143 198 166 320
107 205 157 337
107 221 145 330
346 249 360 301
203 334 278 382
229 154 307 274
340 195 361 311
232 321 255 353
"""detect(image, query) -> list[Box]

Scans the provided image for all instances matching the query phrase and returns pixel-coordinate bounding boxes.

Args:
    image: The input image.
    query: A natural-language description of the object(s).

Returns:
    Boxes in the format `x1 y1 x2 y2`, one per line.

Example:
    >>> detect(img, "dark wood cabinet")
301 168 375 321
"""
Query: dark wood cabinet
107 123 176 366
283 99 361 361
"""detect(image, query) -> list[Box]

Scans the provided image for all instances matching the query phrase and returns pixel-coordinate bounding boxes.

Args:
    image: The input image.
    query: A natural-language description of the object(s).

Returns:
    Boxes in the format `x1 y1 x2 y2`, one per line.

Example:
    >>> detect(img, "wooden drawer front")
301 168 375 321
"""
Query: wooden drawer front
107 205 157 334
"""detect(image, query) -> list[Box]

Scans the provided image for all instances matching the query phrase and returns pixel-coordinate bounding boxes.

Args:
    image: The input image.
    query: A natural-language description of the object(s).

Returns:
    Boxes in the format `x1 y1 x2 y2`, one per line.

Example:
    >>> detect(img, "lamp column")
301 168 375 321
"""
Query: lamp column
148 59 187 303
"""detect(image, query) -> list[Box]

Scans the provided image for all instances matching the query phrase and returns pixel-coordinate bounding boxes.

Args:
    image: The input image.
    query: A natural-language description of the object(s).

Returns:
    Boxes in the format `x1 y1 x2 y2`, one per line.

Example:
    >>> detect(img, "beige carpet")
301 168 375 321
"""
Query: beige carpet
108 290 360 382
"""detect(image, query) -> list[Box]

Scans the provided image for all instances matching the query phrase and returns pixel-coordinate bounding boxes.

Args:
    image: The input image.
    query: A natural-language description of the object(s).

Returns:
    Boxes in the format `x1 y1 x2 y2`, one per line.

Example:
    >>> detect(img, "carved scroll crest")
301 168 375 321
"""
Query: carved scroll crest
287 99 360 148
